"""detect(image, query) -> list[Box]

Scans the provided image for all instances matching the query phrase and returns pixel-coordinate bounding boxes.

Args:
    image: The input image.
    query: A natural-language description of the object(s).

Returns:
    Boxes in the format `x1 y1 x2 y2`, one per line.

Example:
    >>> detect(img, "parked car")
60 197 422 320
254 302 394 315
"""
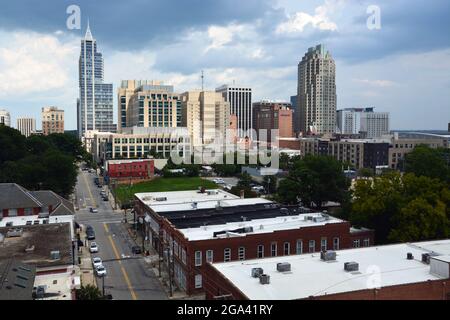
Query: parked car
252 185 265 192
92 257 102 269
89 207 98 213
102 196 109 201
213 178 225 184
89 242 99 253
86 226 95 240
131 246 142 254
95 265 107 277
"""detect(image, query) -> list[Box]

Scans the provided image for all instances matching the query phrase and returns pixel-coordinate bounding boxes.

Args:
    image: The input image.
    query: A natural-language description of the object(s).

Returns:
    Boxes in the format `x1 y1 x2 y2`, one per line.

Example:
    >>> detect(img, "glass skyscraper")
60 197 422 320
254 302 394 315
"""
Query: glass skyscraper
77 22 114 138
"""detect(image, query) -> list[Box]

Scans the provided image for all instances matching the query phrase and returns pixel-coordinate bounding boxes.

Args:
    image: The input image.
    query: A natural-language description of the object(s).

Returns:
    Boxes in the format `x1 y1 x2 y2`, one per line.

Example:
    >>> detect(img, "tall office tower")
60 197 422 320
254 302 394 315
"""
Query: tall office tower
290 95 300 135
0 109 10 127
297 44 336 135
77 22 114 138
253 101 294 142
41 107 64 135
216 85 252 138
121 81 182 130
17 117 36 137
360 108 390 138
181 91 230 147
337 108 390 138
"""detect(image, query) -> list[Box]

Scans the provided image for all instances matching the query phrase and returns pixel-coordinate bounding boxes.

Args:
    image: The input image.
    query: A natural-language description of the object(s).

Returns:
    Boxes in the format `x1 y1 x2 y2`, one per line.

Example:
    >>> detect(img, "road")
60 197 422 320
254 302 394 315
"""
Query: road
74 169 167 300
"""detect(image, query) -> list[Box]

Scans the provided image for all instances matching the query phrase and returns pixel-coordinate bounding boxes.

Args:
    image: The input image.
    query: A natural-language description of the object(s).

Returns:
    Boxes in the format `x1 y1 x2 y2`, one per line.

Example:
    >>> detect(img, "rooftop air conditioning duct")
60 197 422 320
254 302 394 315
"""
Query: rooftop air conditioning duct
321 251 337 261
277 262 291 272
251 268 264 278
259 274 270 285
344 262 359 272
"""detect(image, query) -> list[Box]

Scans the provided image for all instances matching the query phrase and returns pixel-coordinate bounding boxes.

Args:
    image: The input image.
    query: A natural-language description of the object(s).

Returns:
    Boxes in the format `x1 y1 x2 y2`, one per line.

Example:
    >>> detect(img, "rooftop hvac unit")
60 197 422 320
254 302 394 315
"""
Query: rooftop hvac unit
321 251 337 261
259 274 270 285
6 228 23 238
277 262 291 272
251 268 264 278
280 208 289 215
207 190 219 195
407 253 414 260
155 197 167 202
422 252 439 264
344 262 359 272
50 251 61 260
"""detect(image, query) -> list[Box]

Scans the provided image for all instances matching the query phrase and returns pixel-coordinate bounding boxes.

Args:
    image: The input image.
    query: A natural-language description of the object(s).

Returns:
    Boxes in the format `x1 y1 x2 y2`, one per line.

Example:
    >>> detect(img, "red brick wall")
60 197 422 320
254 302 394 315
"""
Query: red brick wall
108 160 154 179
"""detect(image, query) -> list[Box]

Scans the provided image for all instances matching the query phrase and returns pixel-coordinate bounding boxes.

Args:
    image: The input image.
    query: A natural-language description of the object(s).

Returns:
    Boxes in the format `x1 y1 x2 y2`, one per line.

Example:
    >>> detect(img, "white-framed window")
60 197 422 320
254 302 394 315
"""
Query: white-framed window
195 274 202 289
224 248 231 262
8 208 17 217
296 240 303 255
363 238 370 247
309 240 315 253
181 249 186 264
206 250 213 263
238 247 245 260
284 242 290 256
353 239 361 248
271 242 277 257
333 237 340 250
321 238 327 252
24 208 33 216
257 245 264 258
174 241 179 257
194 251 202 266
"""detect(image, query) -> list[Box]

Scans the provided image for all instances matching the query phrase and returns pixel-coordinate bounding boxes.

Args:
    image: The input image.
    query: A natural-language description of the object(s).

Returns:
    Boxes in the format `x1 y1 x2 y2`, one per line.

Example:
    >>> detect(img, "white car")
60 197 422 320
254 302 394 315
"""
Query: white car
89 242 99 253
213 178 225 184
95 265 107 277
92 257 102 269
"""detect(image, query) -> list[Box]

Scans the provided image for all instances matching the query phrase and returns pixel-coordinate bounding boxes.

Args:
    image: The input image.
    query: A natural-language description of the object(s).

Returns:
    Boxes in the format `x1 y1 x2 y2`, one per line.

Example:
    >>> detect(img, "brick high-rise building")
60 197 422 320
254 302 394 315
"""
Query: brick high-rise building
252 100 294 142
297 44 336 135
41 107 64 135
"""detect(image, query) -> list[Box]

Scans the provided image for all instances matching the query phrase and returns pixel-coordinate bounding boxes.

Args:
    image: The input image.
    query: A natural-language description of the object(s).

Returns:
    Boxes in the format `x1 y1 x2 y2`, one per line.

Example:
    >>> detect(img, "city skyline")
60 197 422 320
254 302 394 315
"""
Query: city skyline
0 0 449 131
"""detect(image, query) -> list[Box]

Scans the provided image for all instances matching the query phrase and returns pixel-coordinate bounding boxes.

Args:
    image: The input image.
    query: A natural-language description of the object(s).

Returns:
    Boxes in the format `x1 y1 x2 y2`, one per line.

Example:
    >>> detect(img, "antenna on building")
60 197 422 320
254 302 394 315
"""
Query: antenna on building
201 70 205 91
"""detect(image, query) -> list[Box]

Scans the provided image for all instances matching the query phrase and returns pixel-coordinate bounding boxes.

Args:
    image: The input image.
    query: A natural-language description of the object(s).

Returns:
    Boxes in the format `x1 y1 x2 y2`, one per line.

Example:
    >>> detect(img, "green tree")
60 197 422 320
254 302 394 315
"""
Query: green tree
357 167 374 178
404 145 450 182
277 155 350 209
350 172 450 244
76 285 103 300
0 125 27 163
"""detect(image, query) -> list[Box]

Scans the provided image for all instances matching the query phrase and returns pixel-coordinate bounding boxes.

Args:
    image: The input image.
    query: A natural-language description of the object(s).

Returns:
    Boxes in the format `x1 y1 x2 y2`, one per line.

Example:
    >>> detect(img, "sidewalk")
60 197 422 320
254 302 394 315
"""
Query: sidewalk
124 220 204 300
78 226 97 287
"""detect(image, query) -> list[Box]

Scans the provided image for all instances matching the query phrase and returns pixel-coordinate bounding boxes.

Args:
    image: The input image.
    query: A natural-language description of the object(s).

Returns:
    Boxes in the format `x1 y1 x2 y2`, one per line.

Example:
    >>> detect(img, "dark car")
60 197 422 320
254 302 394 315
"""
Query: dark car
86 226 95 240
131 246 142 254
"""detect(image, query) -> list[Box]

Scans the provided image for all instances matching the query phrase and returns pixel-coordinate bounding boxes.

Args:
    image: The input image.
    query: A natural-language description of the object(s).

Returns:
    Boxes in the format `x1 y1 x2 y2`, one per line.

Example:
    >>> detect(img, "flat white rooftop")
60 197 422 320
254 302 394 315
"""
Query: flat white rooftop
136 189 274 213
210 239 450 300
180 212 344 241
0 215 75 239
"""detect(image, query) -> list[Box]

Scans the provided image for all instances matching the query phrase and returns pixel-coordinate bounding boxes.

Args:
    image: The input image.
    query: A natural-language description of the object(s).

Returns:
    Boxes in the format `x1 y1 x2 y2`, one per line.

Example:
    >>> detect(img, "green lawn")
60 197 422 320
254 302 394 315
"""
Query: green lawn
114 177 218 204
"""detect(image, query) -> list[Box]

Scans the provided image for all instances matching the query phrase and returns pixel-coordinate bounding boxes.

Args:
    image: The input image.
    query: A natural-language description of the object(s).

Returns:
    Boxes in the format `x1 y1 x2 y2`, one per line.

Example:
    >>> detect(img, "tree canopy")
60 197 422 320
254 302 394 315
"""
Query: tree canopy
403 145 450 183
350 171 450 244
277 155 350 208
0 126 84 197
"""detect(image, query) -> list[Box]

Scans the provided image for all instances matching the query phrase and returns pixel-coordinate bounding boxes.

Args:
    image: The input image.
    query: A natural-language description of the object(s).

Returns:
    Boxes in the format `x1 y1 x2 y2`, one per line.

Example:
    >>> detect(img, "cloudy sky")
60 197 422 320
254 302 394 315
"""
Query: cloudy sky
0 0 449 130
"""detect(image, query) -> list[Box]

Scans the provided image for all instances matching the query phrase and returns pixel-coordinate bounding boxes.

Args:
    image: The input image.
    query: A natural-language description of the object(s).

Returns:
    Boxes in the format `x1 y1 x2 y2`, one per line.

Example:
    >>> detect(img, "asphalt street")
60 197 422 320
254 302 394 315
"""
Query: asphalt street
74 169 167 300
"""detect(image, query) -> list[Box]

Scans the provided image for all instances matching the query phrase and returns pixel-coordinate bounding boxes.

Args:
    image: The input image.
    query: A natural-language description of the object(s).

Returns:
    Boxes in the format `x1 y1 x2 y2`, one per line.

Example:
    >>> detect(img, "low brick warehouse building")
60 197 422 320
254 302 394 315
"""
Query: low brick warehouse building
106 159 154 181
203 239 450 300
134 189 374 296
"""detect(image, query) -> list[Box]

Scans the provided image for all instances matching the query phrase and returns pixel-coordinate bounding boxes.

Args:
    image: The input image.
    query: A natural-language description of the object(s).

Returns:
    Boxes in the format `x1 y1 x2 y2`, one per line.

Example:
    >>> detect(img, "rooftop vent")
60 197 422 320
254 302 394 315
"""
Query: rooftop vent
422 252 439 264
25 245 35 253
191 202 198 209
6 228 23 238
155 197 167 202
259 274 270 285
251 268 264 278
407 253 414 260
344 262 359 272
207 190 219 196
321 250 337 261
277 262 291 272
50 251 61 260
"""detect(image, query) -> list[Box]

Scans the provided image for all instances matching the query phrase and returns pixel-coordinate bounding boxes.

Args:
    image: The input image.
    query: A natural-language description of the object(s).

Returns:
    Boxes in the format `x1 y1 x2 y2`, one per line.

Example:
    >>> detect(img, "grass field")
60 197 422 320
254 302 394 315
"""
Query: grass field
114 177 218 204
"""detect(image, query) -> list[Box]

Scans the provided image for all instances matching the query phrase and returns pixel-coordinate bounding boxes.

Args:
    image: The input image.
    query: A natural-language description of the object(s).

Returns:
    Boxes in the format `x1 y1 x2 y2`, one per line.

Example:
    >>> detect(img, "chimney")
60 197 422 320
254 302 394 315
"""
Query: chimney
240 190 245 199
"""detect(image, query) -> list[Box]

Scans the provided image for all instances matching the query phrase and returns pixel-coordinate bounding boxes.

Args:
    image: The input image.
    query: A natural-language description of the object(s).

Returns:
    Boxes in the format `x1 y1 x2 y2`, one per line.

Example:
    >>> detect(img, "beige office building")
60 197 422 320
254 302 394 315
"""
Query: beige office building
16 117 36 137
181 91 230 147
298 44 337 135
118 80 181 132
42 107 64 135
0 109 11 127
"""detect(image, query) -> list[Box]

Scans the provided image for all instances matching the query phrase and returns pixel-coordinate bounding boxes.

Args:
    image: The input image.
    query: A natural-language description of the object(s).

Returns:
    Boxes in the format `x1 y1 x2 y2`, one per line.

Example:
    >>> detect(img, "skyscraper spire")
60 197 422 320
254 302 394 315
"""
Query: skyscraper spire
84 19 94 41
